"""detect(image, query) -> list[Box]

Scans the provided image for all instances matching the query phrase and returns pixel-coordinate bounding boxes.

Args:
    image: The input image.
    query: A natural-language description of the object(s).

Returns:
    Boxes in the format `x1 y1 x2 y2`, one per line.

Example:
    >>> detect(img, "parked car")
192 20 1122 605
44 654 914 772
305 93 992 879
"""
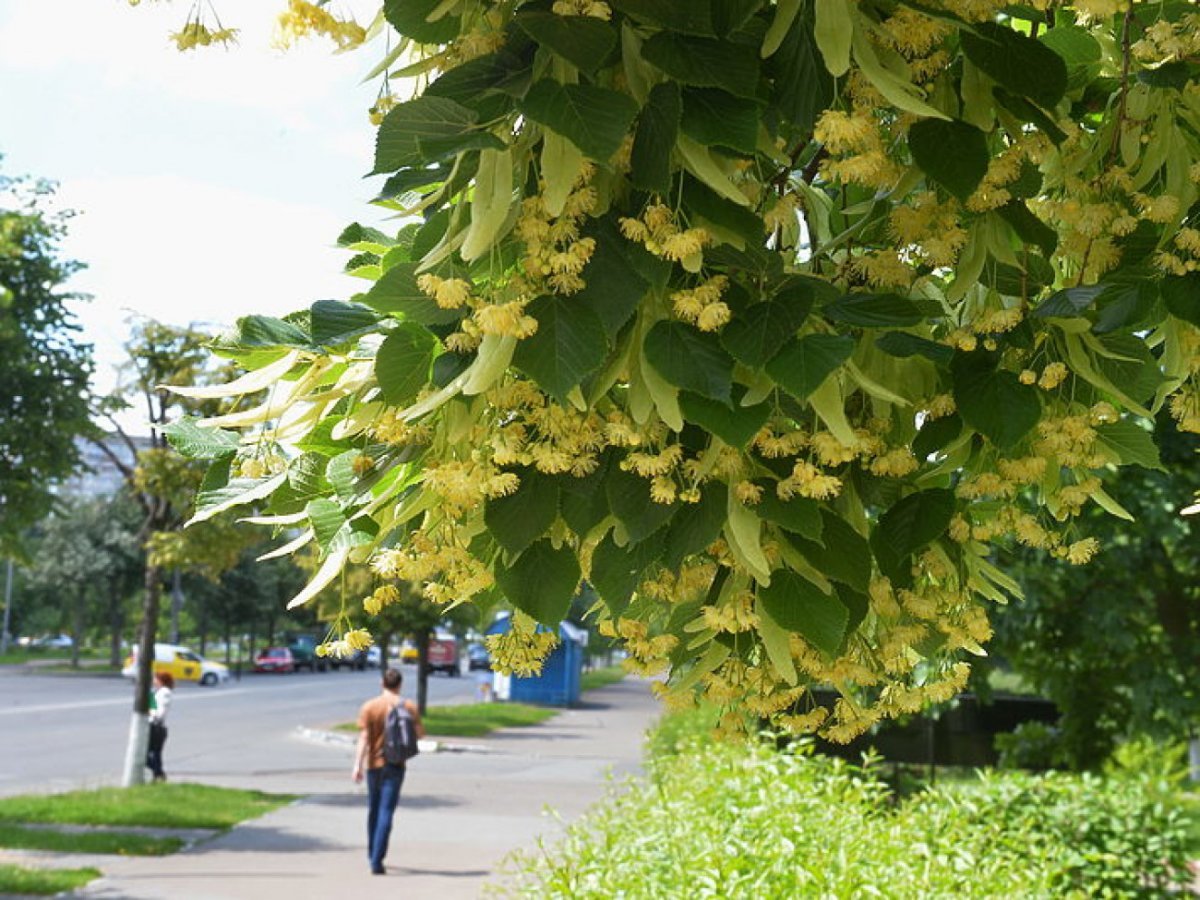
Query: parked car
467 642 491 671
366 647 382 669
399 641 418 664
427 636 460 676
33 634 74 650
122 644 229 686
253 647 295 674
327 647 367 671
287 637 324 672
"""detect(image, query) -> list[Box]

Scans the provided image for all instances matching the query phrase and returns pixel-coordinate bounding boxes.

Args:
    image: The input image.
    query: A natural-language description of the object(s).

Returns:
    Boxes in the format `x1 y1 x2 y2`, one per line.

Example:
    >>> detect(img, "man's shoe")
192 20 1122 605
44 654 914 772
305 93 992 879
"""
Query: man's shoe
371 865 386 875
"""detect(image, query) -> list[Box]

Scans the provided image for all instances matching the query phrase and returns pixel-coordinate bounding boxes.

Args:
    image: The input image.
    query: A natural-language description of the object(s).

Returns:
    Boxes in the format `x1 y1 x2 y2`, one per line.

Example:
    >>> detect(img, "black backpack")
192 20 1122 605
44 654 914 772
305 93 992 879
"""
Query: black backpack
383 700 420 765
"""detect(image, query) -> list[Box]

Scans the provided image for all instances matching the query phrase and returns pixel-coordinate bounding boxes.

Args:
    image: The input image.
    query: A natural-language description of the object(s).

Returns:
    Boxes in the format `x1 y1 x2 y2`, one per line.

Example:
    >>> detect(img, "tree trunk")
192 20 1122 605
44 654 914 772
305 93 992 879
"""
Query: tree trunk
416 629 430 715
108 579 125 669
70 587 83 670
169 569 184 645
122 562 162 787
198 595 208 656
224 619 232 666
379 631 392 672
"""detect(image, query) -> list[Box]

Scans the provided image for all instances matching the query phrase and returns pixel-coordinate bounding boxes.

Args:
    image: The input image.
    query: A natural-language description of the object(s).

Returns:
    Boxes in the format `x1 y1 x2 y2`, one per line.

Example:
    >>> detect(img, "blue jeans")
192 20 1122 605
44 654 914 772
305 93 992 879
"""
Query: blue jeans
366 763 406 869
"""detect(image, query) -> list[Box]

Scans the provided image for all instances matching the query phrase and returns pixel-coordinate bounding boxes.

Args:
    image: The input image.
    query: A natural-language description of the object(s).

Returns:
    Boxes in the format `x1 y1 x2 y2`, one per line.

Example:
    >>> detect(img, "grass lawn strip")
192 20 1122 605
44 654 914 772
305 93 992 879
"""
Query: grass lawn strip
580 665 625 692
0 823 183 856
0 784 296 830
0 863 100 896
335 701 558 738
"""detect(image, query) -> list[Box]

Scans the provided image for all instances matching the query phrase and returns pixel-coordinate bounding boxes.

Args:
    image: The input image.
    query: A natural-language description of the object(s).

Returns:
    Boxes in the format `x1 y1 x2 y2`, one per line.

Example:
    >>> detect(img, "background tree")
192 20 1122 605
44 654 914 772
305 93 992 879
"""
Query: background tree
989 414 1200 769
162 1 1200 742
0 165 94 644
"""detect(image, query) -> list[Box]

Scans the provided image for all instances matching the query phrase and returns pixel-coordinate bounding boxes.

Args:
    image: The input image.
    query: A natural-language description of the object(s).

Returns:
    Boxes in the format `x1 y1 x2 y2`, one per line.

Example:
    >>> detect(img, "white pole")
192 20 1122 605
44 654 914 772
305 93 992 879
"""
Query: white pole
121 711 149 787
1 559 13 655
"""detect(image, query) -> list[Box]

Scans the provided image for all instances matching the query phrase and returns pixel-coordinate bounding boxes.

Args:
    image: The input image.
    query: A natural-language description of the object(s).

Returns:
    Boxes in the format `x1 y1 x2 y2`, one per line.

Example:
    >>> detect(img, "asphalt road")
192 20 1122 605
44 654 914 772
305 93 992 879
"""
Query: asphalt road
0 664 476 797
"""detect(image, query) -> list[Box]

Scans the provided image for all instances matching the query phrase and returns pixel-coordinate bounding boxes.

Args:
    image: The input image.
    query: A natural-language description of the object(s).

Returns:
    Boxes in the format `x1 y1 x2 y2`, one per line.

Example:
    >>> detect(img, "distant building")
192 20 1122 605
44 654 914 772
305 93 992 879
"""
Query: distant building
61 433 151 498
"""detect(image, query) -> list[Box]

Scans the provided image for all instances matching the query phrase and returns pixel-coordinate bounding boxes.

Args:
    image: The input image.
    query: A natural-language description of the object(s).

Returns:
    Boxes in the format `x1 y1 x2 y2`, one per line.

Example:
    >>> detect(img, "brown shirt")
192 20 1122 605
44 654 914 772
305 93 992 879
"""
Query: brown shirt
357 692 419 769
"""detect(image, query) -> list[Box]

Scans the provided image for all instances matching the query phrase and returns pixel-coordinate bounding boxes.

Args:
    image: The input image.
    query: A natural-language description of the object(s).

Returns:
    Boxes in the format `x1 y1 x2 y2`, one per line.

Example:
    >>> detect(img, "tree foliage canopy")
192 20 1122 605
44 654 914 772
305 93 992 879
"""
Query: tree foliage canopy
0 169 94 554
167 0 1200 743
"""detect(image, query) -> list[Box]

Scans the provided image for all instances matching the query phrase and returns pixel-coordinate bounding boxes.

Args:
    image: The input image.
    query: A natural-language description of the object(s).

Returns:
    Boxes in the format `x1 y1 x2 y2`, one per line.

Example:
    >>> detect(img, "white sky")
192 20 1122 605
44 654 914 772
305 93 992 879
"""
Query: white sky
0 0 393 431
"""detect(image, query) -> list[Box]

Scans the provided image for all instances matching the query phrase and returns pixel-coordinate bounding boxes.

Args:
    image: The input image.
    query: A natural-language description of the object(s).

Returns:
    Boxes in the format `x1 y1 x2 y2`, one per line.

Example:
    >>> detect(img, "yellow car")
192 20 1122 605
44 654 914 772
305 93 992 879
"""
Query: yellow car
122 643 230 686
400 642 419 664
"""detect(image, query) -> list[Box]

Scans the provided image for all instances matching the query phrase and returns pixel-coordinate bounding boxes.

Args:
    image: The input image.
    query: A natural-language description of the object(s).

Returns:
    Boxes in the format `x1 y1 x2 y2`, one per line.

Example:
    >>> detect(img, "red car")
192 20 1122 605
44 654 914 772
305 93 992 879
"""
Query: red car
254 647 295 674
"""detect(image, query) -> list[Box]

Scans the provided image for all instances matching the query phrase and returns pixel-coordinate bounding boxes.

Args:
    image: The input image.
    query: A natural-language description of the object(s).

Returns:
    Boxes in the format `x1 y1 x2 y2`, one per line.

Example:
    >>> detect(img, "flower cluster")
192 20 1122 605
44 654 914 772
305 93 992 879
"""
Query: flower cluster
274 0 365 51
485 612 560 676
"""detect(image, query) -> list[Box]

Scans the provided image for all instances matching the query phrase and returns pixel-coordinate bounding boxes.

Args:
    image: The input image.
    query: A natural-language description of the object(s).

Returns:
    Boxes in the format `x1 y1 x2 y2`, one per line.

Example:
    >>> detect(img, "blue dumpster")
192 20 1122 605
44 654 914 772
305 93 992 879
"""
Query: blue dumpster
485 614 586 707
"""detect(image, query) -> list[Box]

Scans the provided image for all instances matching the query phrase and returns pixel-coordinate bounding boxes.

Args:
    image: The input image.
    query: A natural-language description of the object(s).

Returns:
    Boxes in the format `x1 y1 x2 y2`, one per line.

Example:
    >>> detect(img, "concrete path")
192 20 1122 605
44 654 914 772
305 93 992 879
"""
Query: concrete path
14 678 660 900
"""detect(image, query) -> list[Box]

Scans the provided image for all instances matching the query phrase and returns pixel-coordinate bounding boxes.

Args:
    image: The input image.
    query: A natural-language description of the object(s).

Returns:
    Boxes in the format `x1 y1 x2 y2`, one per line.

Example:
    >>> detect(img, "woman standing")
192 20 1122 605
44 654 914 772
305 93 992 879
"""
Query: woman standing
146 672 174 783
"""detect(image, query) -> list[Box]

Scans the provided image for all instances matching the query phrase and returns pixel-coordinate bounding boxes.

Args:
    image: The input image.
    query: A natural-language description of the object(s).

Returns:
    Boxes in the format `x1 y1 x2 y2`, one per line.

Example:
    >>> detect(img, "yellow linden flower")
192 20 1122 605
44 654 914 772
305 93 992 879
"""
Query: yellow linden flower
735 481 762 505
1037 362 1070 390
1066 538 1100 565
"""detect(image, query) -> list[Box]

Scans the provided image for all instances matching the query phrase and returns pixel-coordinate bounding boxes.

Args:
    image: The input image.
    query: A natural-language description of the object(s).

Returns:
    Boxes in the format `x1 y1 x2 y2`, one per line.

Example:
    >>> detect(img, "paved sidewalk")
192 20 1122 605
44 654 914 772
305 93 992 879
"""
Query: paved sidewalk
51 678 659 899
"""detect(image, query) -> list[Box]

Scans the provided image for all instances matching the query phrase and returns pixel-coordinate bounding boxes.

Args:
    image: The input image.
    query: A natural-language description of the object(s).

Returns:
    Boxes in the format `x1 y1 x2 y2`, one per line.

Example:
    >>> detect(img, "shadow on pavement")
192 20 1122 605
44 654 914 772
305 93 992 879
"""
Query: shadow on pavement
185 824 344 855
390 866 491 878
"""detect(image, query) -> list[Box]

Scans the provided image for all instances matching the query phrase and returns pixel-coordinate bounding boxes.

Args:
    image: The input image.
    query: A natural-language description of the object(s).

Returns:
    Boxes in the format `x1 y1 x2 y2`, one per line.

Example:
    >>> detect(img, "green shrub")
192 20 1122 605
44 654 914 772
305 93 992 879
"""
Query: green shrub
995 721 1067 770
499 736 1191 898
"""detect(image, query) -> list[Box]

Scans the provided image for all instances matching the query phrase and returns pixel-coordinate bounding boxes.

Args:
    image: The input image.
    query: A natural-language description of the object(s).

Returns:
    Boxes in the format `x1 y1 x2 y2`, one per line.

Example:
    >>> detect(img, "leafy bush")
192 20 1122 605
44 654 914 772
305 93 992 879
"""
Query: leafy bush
500 731 1192 898
995 721 1067 771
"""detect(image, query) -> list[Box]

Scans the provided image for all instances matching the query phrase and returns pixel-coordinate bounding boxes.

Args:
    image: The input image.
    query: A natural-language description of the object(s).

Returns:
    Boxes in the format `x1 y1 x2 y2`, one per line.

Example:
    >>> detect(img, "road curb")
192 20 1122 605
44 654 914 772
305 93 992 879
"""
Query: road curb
295 726 489 755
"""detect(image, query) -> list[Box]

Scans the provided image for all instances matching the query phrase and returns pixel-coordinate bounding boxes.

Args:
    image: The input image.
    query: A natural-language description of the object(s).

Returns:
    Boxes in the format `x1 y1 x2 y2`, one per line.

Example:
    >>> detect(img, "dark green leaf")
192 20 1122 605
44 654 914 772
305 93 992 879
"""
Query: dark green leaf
1137 59 1197 90
337 223 394 252
962 22 1068 109
754 484 823 541
1095 420 1165 471
1162 274 1200 326
679 391 770 447
1092 278 1160 334
1033 284 1106 318
384 0 459 43
1039 26 1102 90
758 570 849 656
485 469 560 557
165 418 239 459
373 96 503 174
951 353 1041 449
496 539 580 626
310 300 380 348
361 263 466 326
789 511 872 594
913 414 963 458
662 483 728 568
1093 334 1166 405
823 293 924 327
681 88 761 154
875 332 954 365
711 0 765 34
836 583 869 640
374 162 456 201
720 292 811 368
608 0 714 35
520 80 639 161
574 219 653 338
607 467 678 542
908 119 989 200
681 176 765 247
870 488 955 582
516 12 617 73
592 530 666 615
641 32 760 99
644 321 735 403
766 333 854 401
997 201 1058 256
631 83 682 196
234 315 310 349
512 294 609 403
992 88 1068 144
766 3 832 132
983 254 1055 297
375 325 437 406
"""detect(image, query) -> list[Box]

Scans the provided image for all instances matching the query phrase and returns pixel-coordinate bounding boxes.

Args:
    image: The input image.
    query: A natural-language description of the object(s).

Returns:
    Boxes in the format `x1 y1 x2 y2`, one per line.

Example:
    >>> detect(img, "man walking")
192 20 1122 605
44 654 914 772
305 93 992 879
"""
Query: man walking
353 667 423 875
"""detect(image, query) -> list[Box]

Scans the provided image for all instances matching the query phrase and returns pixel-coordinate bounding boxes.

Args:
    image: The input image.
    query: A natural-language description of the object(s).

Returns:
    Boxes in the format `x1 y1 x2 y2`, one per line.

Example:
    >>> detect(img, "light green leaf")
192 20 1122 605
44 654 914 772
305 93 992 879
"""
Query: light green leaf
755 598 798 685
375 324 437 406
541 129 585 218
461 147 514 262
725 491 772 585
462 334 516 396
1095 421 1165 472
762 0 802 58
677 135 751 207
373 96 503 174
814 0 853 76
851 26 949 120
164 418 239 459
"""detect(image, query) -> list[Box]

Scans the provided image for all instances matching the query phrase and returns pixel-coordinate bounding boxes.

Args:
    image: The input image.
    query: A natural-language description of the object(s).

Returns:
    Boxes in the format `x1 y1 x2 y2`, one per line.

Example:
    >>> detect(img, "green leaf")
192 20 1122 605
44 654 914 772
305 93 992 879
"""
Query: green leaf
574 219 653 338
680 176 765 247
823 293 924 327
680 88 761 154
814 0 853 76
679 391 770 447
789 511 871 593
607 468 678 542
643 322 736 403
961 22 1068 109
720 293 811 368
766 2 833 132
992 88 1068 144
287 453 330 500
908 119 989 200
631 82 682 196
755 484 823 541
375 325 437 406
520 80 639 161
485 469 560 557
516 12 617 73
1095 421 1165 472
755 597 798 685
512 294 609 404
310 300 380 348
758 570 849 656
951 353 1041 449
1162 274 1200 326
496 539 580 627
1039 26 1102 90
165 418 239 460
1033 283 1106 319
996 201 1058 256
608 0 714 36
913 414 963 458
383 0 459 43
337 223 394 253
875 332 954 365
662 483 728 567
373 96 503 174
591 530 665 615
870 488 955 582
766 333 854 401
233 315 309 349
307 498 345 552
361 263 466 326
641 33 761 99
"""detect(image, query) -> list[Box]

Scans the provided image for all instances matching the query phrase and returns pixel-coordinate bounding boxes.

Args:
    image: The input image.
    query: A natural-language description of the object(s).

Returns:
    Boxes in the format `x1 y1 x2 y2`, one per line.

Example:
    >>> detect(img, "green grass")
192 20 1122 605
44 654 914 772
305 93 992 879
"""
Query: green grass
0 647 108 666
0 784 295 830
986 668 1037 696
0 823 183 856
336 702 558 738
0 864 100 896
581 665 625 692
